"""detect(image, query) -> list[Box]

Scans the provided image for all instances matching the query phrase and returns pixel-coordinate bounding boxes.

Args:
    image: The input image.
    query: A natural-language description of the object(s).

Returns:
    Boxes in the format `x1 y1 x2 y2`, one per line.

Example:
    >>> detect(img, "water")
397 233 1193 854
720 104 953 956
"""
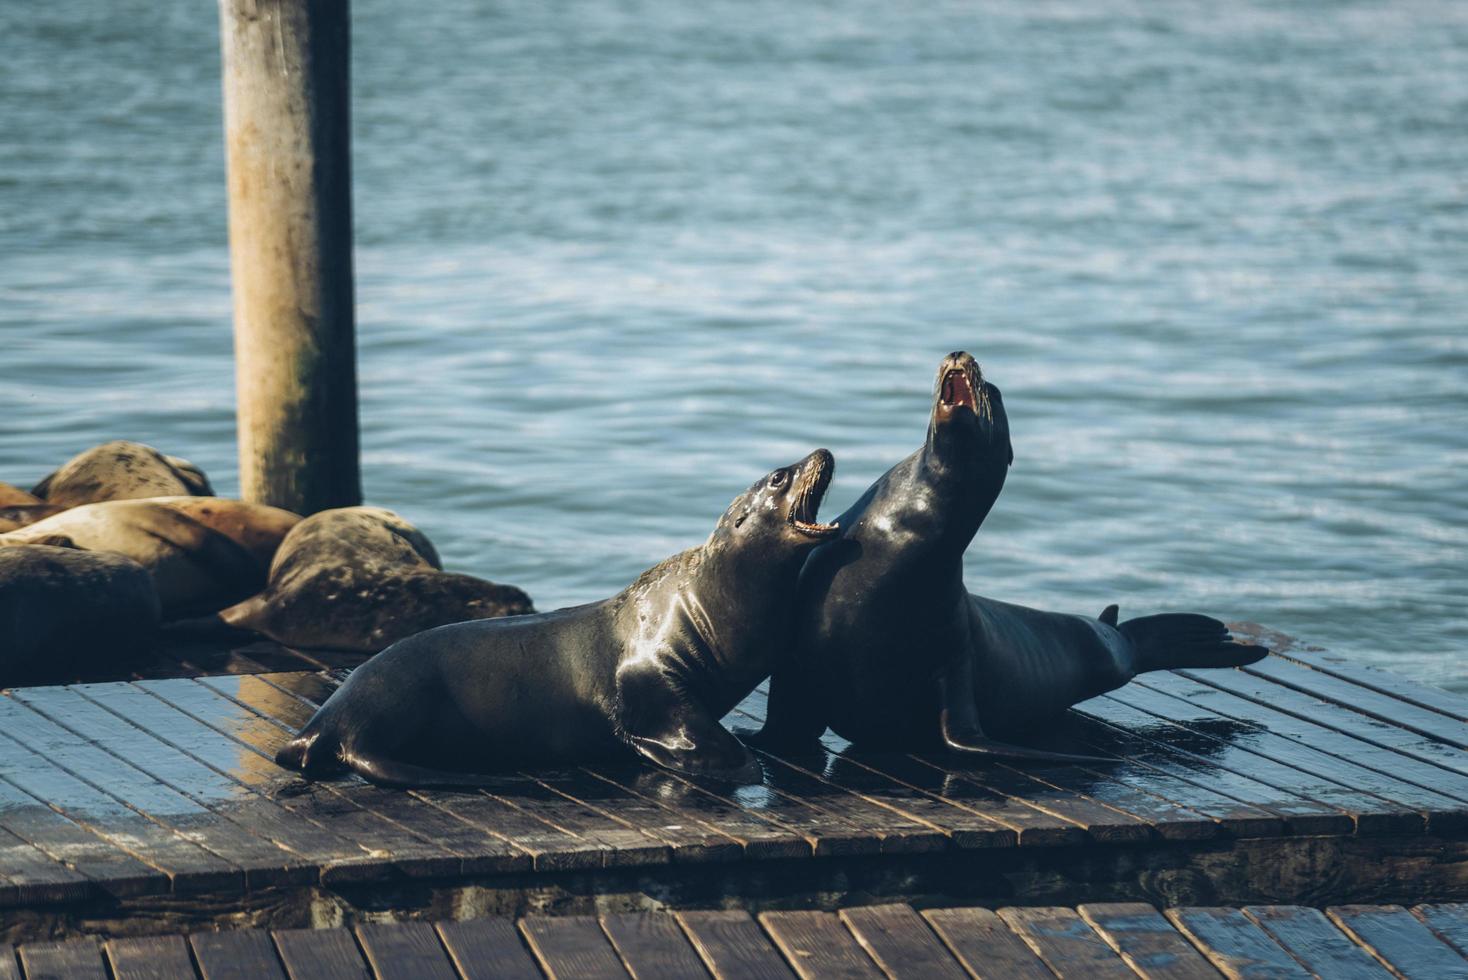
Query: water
3 1 1465 687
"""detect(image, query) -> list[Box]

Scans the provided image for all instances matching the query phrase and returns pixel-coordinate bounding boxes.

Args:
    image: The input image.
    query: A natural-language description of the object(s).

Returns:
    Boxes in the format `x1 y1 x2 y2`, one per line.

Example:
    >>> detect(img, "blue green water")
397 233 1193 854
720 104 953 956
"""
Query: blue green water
3 1 1465 686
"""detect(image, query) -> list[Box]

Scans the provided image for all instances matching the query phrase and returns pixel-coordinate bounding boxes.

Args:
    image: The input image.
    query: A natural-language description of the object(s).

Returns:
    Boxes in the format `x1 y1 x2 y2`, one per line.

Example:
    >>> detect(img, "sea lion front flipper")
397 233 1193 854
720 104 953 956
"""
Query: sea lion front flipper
1099 603 1119 627
619 670 762 783
745 667 828 750
938 674 1113 766
342 750 521 790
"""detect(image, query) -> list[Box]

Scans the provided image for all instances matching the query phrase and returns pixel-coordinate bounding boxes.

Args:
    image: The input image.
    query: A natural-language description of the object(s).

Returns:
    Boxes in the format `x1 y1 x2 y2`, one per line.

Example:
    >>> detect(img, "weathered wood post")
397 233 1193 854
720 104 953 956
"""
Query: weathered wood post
219 0 361 514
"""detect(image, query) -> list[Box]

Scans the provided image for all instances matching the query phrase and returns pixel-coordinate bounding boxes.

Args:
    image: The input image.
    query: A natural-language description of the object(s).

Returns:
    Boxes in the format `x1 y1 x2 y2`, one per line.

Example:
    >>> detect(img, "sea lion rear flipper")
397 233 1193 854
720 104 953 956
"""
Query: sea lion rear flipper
1099 603 1119 627
1121 613 1267 672
939 672 1113 766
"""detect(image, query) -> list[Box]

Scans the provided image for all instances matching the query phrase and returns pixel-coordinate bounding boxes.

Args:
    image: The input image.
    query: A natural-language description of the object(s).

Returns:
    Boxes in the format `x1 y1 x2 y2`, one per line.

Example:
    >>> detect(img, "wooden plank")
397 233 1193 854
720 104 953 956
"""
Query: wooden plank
1069 698 1346 835
758 911 885 980
914 757 1153 846
16 939 108 980
0 948 17 980
12 685 319 887
520 916 630 980
196 673 534 875
1164 908 1309 980
833 751 1085 847
237 674 604 874
676 910 797 980
1413 903 1468 957
0 719 240 894
74 682 375 873
1105 684 1423 835
730 745 947 855
601 912 712 979
584 766 811 861
731 701 1016 850
136 678 465 880
1076 903 1220 980
1179 666 1468 782
1250 628 1468 724
4 689 311 886
104 934 198 980
839 904 968 980
921 906 1056 980
1327 904 1468 979
272 927 371 980
191 929 290 980
0 777 162 898
436 918 542 980
1057 714 1289 837
354 922 458 980
0 821 91 905
537 769 740 864
1242 906 1392 979
997 907 1135 979
1246 657 1468 751
1142 672 1468 828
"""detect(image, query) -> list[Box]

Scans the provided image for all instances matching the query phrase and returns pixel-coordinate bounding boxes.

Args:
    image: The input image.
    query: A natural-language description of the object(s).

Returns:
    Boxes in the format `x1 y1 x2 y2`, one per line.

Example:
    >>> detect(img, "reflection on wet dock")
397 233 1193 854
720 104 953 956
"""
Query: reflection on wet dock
4 624 1468 941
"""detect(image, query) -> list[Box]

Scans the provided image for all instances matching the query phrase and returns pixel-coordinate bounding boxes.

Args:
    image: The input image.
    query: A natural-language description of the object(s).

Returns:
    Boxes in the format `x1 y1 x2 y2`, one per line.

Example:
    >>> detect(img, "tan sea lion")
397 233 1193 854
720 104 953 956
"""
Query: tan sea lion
147 496 302 570
0 499 270 618
0 482 41 506
219 506 534 653
0 545 161 685
31 440 213 507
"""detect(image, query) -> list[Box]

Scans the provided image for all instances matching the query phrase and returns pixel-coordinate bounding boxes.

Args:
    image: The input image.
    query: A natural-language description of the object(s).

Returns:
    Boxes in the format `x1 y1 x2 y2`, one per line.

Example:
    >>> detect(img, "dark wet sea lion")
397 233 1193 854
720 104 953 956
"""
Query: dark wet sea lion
276 450 839 786
0 499 264 617
0 545 161 685
756 352 1262 760
31 440 213 507
219 506 533 653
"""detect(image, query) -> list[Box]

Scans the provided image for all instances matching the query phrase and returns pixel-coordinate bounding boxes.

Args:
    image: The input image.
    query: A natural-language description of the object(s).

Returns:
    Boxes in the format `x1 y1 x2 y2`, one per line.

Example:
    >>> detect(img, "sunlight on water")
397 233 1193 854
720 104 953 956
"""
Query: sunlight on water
1 0 1464 686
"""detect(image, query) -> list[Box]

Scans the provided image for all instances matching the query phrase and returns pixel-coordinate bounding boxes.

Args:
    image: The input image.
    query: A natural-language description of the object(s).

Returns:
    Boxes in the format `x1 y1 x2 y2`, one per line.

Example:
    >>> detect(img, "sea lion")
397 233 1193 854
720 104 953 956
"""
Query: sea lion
0 545 161 685
219 506 533 653
31 440 213 507
0 483 64 532
0 482 41 506
275 450 840 786
755 352 1263 760
0 499 268 618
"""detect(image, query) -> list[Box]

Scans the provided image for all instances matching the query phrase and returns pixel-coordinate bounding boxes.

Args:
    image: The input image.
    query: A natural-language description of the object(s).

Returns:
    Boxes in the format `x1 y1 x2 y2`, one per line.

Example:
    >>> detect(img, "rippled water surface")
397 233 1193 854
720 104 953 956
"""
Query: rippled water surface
3 1 1465 685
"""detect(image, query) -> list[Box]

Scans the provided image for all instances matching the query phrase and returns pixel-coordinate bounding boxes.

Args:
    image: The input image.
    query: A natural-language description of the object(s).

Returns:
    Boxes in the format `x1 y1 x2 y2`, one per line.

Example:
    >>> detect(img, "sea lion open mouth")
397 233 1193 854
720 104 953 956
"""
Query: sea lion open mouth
940 368 979 411
790 449 839 539
935 353 992 423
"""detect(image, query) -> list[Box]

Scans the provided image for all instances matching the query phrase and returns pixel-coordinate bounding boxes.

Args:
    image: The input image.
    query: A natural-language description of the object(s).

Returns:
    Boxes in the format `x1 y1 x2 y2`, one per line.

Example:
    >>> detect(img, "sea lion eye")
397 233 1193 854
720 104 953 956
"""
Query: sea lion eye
769 471 789 489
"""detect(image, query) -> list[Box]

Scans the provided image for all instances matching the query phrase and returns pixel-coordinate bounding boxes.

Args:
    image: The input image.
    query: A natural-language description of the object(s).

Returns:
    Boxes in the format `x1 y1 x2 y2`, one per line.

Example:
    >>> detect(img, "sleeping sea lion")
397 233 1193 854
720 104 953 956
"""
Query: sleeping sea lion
219 506 533 653
0 483 65 532
0 545 161 685
755 352 1263 759
31 440 213 507
275 450 839 786
0 499 273 618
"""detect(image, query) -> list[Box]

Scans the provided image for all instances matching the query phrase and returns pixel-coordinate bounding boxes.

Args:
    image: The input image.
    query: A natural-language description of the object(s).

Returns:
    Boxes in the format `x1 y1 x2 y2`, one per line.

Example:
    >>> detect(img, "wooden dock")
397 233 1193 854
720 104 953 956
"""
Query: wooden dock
4 625 1468 944
10 901 1468 978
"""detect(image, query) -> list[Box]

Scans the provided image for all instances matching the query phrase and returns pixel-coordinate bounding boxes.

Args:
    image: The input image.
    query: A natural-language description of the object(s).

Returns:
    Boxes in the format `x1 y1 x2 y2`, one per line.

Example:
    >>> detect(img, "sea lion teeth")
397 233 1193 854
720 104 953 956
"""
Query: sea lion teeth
273 450 836 788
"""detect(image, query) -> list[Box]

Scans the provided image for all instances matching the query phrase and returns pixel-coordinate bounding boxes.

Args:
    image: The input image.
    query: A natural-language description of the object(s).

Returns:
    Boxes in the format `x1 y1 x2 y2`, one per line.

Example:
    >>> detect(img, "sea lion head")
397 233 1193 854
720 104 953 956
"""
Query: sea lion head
713 449 839 556
925 350 1012 477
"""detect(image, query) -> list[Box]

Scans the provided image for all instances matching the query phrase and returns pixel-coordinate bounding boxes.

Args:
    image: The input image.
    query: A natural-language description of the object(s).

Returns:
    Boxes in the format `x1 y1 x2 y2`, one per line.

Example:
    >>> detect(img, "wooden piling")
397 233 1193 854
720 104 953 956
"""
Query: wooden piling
219 0 361 514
